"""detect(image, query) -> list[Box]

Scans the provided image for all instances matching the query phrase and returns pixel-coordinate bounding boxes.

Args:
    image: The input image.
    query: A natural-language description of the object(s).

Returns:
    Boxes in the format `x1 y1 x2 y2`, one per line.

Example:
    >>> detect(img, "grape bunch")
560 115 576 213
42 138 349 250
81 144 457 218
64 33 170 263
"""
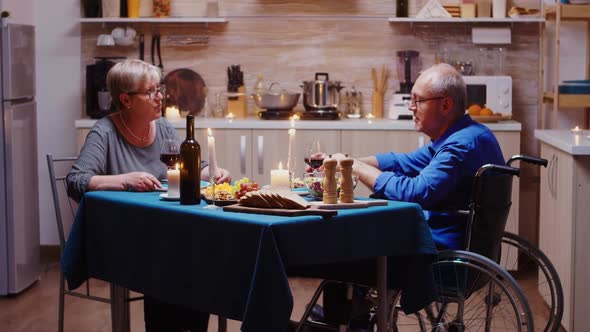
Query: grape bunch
233 177 260 199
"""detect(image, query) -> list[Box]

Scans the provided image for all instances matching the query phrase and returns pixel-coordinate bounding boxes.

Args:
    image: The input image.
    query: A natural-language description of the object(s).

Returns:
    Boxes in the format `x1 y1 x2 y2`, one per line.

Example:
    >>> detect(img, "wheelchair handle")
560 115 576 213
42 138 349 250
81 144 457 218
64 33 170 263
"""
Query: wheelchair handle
507 155 548 168
475 164 520 177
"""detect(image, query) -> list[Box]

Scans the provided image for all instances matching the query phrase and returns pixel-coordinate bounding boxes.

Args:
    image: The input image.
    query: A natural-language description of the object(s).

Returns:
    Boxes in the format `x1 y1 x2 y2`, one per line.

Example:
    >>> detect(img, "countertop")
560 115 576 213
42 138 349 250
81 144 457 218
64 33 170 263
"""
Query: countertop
76 117 522 131
535 129 590 155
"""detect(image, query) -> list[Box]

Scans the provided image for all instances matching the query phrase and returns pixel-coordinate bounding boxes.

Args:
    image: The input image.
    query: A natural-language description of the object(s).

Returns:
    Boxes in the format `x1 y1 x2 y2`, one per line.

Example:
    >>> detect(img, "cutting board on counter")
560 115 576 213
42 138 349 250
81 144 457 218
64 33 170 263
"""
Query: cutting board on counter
309 199 389 210
223 204 338 218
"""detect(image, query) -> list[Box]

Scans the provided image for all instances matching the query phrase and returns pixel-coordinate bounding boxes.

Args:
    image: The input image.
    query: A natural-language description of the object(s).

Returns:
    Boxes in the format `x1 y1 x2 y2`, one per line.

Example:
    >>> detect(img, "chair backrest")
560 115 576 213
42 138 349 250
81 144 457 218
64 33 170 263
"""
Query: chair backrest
464 164 519 263
46 154 78 252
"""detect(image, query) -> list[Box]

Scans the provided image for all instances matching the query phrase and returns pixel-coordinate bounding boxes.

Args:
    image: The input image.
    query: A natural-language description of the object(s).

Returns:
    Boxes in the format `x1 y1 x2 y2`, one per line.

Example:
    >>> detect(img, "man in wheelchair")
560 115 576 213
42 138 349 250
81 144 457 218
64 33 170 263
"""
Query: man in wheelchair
314 63 507 330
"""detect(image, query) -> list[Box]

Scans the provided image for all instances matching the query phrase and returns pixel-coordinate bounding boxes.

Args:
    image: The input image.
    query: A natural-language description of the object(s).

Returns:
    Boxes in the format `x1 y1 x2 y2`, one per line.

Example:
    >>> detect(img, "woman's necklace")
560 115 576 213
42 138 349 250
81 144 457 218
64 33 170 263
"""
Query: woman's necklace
119 112 150 143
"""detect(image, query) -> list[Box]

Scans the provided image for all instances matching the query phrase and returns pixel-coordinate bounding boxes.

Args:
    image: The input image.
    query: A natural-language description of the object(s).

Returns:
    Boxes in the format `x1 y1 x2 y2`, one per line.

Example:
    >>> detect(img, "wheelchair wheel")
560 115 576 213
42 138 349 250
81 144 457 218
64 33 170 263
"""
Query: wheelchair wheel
391 250 534 332
500 232 564 332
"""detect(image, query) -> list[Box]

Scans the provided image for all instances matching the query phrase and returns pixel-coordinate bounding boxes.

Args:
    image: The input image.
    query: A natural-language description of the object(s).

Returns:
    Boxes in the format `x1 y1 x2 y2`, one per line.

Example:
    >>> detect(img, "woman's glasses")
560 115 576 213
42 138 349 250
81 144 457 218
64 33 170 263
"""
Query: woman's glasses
127 84 166 100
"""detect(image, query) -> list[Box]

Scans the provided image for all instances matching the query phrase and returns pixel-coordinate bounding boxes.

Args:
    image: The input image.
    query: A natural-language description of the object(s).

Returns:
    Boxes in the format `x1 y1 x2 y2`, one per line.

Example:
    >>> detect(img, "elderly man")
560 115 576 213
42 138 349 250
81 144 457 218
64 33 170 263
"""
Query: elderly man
312 63 506 330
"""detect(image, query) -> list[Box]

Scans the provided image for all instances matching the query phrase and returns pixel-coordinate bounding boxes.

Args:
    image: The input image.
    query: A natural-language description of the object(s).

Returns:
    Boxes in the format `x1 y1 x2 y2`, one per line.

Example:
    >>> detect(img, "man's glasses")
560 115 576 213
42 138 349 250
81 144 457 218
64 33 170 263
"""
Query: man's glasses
127 85 166 100
410 96 446 108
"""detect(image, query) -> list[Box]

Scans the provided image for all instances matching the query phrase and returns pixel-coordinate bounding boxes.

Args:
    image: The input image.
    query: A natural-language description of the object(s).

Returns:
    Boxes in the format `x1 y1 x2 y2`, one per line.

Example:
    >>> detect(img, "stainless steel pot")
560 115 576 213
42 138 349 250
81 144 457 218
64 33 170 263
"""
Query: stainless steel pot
252 82 300 111
302 72 344 110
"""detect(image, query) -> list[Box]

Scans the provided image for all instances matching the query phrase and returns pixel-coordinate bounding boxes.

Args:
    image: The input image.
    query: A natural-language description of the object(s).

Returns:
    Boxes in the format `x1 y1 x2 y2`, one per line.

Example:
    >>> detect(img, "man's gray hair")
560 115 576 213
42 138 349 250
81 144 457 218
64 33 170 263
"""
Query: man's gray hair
107 59 162 110
422 63 467 115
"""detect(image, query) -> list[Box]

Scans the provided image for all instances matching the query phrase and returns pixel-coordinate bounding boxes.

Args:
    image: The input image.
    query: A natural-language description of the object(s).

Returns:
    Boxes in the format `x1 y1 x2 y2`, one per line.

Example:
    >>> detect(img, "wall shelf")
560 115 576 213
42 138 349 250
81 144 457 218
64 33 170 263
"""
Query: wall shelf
545 4 590 21
80 17 227 23
543 92 590 108
388 17 544 23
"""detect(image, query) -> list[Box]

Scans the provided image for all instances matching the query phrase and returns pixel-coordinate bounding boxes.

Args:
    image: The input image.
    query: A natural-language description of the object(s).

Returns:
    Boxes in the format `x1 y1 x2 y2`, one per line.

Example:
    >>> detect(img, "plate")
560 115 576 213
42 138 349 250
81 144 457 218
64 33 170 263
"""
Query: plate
154 184 168 192
202 197 238 206
471 115 512 123
160 193 180 201
292 188 310 196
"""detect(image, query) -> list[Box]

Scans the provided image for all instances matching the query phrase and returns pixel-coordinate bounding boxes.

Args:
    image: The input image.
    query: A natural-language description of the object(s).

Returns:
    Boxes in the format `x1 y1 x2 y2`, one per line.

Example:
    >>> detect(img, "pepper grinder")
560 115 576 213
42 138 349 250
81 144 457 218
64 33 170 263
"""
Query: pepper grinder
339 155 355 203
323 155 338 204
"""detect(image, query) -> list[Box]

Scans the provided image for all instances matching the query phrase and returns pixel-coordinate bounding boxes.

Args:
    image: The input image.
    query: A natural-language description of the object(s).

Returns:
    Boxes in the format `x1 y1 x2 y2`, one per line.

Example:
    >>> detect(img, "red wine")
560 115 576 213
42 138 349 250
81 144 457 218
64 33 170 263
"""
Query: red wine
304 157 325 170
160 153 180 168
180 115 201 205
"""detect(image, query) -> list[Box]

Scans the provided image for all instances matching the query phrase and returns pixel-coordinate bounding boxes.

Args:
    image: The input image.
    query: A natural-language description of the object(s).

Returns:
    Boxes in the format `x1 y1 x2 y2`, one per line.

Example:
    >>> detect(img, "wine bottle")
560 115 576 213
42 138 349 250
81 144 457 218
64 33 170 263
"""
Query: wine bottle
180 114 201 205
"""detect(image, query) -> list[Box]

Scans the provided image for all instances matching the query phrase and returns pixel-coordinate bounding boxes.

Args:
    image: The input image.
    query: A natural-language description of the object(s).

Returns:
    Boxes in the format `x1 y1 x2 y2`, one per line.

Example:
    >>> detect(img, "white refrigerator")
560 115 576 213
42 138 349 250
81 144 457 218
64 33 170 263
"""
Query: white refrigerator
0 18 40 295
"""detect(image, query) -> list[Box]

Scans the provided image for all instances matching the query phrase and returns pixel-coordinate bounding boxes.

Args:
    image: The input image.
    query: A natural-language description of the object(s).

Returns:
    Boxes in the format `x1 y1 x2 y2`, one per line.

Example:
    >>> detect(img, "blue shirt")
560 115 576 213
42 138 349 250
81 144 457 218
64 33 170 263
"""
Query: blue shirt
373 115 505 249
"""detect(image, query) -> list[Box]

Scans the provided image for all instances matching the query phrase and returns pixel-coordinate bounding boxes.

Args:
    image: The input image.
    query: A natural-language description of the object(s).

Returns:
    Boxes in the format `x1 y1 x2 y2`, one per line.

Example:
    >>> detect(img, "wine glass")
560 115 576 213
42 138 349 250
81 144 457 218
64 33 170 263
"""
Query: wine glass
160 139 180 170
304 140 325 173
203 155 220 210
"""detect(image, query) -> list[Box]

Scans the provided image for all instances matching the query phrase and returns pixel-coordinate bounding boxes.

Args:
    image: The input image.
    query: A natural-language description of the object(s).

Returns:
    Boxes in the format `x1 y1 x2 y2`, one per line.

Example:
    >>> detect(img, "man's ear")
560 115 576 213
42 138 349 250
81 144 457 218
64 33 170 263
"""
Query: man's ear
442 96 454 115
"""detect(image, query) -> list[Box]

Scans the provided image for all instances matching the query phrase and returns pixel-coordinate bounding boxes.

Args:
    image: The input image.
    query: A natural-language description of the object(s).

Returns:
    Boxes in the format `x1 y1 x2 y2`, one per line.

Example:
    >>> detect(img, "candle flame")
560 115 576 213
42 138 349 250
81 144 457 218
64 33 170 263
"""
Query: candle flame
278 161 283 170
175 163 179 171
573 126 581 131
207 128 212 136
291 114 300 121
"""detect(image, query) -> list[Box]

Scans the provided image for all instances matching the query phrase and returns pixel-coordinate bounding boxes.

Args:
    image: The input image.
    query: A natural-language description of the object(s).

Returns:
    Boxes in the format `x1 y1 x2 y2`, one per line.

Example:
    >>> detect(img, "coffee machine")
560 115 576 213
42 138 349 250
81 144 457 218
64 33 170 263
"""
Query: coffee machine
86 57 125 118
388 50 421 120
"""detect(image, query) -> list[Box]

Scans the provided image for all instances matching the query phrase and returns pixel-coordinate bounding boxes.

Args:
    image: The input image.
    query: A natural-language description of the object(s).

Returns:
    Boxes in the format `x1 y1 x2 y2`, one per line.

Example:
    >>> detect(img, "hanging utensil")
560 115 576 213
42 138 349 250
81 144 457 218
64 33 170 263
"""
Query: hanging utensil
156 33 163 74
138 33 144 60
151 34 156 66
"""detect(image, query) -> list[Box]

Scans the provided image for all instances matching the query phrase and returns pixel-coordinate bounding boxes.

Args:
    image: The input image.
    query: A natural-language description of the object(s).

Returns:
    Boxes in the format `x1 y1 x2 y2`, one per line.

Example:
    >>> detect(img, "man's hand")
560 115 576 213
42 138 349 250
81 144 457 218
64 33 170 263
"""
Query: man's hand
215 168 232 184
121 172 162 192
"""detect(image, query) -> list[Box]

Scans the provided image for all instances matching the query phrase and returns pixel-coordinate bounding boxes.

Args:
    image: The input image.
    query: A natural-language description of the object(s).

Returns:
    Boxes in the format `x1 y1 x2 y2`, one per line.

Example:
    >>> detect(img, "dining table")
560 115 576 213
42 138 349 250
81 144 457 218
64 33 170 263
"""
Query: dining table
61 188 437 332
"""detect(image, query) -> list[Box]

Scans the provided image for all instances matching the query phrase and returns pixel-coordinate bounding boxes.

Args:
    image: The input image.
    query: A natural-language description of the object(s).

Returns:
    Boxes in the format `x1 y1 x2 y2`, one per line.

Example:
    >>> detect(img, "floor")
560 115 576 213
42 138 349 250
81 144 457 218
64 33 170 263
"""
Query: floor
0 261 560 332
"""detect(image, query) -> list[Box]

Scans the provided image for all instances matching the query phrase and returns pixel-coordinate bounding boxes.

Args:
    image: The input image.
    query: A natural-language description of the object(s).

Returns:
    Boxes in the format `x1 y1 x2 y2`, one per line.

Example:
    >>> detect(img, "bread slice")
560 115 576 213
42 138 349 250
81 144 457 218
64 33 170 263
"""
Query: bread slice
238 189 310 210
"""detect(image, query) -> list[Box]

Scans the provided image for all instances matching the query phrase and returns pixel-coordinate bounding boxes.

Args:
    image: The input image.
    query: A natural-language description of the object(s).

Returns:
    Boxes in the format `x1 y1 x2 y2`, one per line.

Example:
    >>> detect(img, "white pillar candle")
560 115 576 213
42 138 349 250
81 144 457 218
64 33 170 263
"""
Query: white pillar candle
207 128 218 182
165 106 181 120
270 161 290 189
287 118 296 172
167 163 180 197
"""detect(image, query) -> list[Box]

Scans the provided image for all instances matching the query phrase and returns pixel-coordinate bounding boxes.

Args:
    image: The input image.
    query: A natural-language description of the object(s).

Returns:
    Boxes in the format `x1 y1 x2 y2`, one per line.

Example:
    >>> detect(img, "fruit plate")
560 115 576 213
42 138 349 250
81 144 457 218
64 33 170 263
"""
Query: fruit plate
471 114 512 123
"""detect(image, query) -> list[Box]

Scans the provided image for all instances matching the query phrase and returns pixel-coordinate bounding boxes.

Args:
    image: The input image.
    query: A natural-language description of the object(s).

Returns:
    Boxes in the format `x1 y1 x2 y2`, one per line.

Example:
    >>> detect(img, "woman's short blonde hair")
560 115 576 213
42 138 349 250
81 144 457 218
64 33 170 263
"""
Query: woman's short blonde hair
106 59 162 110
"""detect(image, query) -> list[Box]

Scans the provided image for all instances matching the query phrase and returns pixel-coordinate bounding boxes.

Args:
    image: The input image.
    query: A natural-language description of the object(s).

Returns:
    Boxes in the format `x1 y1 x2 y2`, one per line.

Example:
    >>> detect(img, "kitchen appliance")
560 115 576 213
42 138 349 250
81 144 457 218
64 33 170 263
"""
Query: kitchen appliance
86 56 124 119
0 19 40 295
254 82 300 120
301 72 343 120
388 50 421 120
463 75 512 115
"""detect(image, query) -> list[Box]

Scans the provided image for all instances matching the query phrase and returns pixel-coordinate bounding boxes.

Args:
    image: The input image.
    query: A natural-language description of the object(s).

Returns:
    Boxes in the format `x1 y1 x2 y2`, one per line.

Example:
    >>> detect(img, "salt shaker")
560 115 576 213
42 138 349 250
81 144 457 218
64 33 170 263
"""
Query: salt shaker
323 155 338 204
339 155 355 203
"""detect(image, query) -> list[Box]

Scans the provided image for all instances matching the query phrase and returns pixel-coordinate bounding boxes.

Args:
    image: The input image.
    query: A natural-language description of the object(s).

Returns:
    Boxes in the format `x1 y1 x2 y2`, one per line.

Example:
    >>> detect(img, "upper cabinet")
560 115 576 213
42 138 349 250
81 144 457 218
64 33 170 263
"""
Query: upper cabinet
79 17 227 23
541 4 590 128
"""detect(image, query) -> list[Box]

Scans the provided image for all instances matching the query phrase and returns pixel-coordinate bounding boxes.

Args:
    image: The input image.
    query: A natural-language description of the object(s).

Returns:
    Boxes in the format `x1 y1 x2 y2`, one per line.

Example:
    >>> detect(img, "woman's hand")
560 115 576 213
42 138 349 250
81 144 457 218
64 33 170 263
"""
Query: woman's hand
121 172 162 191
215 168 232 184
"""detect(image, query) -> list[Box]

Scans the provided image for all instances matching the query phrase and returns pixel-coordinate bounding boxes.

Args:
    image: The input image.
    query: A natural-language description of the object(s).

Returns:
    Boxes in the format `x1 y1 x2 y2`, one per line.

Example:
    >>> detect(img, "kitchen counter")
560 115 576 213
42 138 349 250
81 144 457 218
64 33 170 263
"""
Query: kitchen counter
75 117 522 131
534 129 590 155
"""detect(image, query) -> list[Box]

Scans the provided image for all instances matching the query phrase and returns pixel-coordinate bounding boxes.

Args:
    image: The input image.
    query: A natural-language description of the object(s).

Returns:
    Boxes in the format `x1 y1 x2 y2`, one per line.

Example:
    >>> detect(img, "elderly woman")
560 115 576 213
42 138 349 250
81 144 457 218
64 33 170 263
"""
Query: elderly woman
67 59 230 332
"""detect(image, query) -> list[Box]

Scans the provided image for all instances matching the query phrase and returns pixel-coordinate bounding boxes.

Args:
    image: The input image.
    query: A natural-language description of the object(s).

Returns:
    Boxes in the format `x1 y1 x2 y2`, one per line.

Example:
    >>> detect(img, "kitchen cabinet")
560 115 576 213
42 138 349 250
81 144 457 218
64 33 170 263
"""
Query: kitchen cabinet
538 141 590 332
541 4 590 128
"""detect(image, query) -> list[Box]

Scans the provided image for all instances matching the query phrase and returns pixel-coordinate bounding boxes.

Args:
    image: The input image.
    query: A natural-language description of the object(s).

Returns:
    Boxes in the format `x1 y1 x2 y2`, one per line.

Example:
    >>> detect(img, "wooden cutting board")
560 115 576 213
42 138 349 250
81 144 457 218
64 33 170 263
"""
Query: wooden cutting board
309 199 389 210
223 204 338 219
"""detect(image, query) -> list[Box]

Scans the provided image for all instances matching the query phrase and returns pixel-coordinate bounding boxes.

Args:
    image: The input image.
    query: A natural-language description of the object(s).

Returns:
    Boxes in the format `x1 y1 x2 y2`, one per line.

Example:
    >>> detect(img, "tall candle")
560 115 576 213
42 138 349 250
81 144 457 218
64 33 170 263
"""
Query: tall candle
167 163 180 197
270 161 290 188
287 118 296 172
207 128 218 182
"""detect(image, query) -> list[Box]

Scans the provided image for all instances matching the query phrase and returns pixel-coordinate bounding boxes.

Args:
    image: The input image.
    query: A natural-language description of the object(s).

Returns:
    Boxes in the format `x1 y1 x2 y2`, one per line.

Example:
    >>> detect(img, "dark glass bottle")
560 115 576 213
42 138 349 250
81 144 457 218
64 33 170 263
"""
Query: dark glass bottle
180 114 201 205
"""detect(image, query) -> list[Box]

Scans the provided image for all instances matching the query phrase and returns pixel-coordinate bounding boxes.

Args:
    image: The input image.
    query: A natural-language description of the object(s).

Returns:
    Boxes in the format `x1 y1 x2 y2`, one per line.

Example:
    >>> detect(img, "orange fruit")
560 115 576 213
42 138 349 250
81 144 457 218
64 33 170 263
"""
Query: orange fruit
467 104 482 116
480 107 493 116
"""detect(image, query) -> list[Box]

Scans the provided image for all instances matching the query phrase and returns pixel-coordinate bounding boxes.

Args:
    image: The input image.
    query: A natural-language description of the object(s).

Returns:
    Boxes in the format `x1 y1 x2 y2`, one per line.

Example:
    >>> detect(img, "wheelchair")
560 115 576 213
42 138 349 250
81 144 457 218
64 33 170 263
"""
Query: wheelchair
297 155 562 332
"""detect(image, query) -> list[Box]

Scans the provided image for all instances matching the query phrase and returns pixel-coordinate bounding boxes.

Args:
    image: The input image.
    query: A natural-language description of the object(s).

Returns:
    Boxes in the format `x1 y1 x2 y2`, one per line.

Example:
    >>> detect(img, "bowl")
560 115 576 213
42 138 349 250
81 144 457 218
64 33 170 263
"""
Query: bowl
303 171 358 200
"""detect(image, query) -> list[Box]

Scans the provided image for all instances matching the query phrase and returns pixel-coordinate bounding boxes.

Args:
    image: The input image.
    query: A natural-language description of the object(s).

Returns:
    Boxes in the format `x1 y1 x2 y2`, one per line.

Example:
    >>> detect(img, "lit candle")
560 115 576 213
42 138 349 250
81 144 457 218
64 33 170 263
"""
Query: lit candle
287 118 296 172
571 126 582 133
165 106 181 120
167 163 180 197
225 112 236 121
270 161 290 189
207 128 218 181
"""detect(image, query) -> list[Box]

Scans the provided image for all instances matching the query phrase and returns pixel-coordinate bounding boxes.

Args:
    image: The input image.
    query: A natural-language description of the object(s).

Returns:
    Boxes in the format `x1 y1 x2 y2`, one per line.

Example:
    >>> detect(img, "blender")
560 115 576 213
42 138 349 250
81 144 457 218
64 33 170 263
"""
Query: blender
388 50 421 120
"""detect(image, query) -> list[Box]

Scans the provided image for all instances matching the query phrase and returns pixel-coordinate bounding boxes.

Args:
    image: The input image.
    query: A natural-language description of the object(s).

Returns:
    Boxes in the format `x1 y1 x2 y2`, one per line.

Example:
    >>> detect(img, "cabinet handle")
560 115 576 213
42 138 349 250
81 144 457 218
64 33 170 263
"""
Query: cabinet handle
257 135 264 175
548 155 554 197
552 154 558 199
240 135 246 175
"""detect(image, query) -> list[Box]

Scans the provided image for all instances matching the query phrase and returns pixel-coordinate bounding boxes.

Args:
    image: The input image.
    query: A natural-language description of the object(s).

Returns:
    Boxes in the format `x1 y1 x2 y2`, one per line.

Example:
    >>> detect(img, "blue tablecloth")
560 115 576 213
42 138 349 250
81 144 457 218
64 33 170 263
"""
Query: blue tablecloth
62 191 437 331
